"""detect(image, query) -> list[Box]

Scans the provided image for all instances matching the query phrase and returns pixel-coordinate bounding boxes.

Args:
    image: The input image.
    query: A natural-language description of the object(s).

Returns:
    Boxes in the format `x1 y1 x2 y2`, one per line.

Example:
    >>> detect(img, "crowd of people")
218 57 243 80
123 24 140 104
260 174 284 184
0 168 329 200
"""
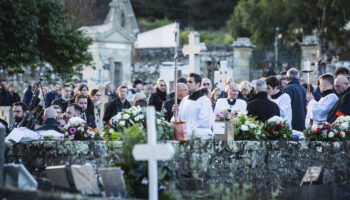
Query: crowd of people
1 66 349 139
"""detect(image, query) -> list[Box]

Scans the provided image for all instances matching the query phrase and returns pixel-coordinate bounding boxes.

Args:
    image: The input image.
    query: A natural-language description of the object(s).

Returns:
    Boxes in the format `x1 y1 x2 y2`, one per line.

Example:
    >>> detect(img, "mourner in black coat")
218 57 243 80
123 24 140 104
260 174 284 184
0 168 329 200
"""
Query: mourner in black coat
283 69 307 131
149 88 167 111
162 98 182 122
327 77 350 123
247 92 280 122
103 97 132 123
35 118 61 132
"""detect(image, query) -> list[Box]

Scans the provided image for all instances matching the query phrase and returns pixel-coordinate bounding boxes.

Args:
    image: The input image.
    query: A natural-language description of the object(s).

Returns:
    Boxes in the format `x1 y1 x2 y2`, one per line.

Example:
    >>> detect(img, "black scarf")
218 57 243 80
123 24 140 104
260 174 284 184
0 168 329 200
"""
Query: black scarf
271 91 282 99
321 89 334 97
156 88 167 101
189 90 204 101
227 98 236 105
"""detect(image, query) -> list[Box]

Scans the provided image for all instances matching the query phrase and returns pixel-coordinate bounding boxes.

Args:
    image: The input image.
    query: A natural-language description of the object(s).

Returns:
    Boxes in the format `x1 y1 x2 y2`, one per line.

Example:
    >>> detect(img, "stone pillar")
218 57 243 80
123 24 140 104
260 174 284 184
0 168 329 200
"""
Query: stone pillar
300 35 320 86
232 37 255 83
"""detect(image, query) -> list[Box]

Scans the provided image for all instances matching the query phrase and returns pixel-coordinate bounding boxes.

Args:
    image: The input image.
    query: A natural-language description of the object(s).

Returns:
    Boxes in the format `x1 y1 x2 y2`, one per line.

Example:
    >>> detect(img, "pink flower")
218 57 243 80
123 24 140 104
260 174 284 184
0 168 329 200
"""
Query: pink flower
70 128 76 133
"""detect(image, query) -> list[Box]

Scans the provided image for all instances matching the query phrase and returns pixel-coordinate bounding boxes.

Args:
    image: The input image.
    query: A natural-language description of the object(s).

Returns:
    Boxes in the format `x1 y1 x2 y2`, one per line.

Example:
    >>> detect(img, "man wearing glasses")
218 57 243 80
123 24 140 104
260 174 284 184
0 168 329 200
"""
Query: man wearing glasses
327 76 350 122
201 78 212 92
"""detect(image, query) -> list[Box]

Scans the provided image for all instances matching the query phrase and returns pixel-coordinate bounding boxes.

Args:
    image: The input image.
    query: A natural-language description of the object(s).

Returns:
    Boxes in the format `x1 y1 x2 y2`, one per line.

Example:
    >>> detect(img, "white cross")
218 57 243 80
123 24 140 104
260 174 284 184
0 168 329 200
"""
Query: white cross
214 60 233 89
182 31 202 74
132 106 175 200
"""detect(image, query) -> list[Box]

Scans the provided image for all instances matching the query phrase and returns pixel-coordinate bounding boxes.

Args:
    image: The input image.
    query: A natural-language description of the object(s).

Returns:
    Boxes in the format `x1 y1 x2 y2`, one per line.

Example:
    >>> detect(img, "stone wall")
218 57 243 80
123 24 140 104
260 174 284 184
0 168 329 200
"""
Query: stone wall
5 140 350 197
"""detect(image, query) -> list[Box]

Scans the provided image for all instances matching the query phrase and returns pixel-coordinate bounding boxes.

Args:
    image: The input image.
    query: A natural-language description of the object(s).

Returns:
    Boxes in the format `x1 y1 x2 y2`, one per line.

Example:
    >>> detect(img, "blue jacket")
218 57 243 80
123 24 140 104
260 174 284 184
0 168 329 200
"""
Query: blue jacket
283 79 307 131
45 91 60 108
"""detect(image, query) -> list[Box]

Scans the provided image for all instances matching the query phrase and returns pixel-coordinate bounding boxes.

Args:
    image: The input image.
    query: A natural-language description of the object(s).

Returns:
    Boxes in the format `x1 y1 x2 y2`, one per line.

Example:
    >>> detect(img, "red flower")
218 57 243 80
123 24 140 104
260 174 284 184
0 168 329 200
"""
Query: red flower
275 124 282 130
324 124 331 131
337 132 341 137
315 128 321 134
142 121 146 126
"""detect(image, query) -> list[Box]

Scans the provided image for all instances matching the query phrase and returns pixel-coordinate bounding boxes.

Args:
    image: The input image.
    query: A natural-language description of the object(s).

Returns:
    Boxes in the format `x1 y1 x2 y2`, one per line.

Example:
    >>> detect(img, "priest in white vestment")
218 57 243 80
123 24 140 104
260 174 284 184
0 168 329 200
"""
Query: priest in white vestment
265 76 292 128
214 83 247 115
174 73 214 140
309 74 338 124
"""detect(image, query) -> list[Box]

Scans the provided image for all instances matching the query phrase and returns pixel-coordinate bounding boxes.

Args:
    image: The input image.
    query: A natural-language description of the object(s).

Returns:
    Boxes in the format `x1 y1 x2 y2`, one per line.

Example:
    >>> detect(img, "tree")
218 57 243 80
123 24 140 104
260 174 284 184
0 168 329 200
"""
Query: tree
227 0 350 55
0 0 93 80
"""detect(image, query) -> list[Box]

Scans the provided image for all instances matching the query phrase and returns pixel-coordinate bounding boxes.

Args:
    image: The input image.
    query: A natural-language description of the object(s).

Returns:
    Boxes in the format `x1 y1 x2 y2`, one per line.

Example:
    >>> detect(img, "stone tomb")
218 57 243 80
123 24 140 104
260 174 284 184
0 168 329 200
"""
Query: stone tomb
70 163 100 195
46 165 74 190
99 167 127 198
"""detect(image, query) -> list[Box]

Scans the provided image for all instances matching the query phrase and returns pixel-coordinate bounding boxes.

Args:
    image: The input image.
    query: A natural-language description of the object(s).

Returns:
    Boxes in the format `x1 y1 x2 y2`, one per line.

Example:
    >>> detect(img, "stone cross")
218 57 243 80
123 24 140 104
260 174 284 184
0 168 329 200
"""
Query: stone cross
132 106 175 200
91 69 105 87
182 31 202 74
214 60 234 89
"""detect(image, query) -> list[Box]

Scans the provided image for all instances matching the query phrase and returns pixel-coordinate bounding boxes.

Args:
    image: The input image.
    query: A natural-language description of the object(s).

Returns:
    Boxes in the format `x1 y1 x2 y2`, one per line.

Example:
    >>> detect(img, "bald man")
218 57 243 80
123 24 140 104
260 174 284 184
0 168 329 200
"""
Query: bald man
162 83 188 122
327 76 350 122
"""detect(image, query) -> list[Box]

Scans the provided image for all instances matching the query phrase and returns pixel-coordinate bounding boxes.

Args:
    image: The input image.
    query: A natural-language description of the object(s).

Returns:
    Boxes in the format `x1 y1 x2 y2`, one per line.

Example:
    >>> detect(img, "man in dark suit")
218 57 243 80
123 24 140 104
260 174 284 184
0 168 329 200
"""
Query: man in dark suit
51 84 72 112
162 83 188 122
327 76 350 122
247 79 280 122
103 85 132 123
75 95 96 128
35 107 61 132
283 68 307 131
45 82 60 108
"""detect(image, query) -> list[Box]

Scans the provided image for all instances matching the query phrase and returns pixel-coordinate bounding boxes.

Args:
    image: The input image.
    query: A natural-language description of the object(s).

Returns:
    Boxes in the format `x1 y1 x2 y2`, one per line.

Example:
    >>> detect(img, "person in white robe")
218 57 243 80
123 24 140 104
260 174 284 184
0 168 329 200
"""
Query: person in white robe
308 74 338 124
265 76 292 128
174 73 214 140
214 83 247 115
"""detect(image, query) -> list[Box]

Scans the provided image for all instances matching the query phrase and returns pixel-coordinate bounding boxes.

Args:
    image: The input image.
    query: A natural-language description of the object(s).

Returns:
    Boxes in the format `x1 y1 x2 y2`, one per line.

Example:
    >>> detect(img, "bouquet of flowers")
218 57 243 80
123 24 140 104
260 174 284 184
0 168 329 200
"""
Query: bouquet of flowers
262 116 293 140
104 107 173 141
63 117 99 140
304 122 345 141
332 115 350 139
233 112 264 140
215 110 238 122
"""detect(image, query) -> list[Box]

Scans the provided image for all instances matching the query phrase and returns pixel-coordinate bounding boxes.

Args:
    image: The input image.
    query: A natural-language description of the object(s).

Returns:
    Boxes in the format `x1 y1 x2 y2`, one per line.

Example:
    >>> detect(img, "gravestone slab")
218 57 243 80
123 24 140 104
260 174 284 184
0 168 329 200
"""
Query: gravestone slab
99 167 127 198
46 165 73 189
4 163 37 190
71 163 99 195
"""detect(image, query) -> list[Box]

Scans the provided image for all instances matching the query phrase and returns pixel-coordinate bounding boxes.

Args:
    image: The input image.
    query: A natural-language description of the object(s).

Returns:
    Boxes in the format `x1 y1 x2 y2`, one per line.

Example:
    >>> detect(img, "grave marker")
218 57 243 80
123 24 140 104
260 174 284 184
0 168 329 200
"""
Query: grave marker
214 60 233 89
71 163 100 195
132 106 175 200
182 31 206 74
99 167 127 198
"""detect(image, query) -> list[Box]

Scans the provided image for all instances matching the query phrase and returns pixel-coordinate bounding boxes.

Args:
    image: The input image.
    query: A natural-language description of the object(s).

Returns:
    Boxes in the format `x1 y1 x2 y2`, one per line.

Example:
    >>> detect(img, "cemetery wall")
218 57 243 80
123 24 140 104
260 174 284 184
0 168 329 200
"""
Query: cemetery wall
5 140 350 197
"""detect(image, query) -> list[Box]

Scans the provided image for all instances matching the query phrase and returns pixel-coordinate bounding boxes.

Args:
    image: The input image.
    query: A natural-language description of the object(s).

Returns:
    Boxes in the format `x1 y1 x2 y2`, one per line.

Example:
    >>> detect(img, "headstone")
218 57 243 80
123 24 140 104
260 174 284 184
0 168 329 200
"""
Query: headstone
182 31 206 74
214 60 233 89
5 128 40 143
4 163 37 190
99 167 127 198
132 106 175 200
71 163 100 195
46 165 73 189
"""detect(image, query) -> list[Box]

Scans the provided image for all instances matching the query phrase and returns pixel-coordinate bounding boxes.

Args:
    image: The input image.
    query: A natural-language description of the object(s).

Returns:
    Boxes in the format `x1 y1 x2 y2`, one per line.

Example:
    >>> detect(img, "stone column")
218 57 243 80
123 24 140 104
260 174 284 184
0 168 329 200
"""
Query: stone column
300 35 320 86
0 122 5 186
232 37 255 83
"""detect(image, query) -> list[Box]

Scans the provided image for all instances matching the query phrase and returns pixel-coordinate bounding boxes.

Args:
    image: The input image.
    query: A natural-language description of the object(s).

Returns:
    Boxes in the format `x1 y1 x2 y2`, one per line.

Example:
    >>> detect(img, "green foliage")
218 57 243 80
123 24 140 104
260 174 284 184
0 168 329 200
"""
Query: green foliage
180 30 234 46
0 0 93 80
132 0 238 29
108 125 177 199
227 0 350 52
138 18 173 32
